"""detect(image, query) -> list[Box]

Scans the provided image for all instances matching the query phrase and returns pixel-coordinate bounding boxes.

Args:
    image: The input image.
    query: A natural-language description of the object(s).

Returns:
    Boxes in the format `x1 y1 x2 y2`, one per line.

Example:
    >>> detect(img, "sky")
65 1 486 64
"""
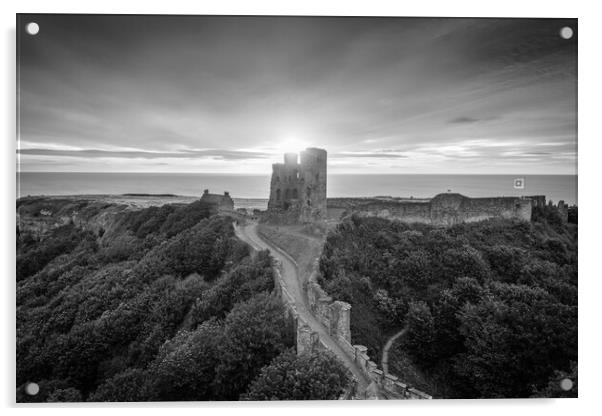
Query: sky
17 15 577 174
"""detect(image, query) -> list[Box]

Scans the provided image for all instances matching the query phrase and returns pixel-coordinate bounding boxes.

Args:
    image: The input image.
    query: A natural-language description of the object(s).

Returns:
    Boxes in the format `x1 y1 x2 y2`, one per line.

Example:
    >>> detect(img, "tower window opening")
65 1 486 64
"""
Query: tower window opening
276 189 281 201
293 189 298 199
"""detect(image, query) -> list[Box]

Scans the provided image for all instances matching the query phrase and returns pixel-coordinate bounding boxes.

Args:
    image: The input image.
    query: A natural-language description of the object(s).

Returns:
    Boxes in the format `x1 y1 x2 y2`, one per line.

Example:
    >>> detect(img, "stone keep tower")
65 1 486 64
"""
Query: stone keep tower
267 147 327 222
299 148 327 222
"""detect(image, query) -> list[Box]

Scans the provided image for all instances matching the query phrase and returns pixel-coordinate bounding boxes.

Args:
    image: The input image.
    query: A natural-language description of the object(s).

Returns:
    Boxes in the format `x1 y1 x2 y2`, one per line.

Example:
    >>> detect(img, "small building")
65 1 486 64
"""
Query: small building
200 189 234 212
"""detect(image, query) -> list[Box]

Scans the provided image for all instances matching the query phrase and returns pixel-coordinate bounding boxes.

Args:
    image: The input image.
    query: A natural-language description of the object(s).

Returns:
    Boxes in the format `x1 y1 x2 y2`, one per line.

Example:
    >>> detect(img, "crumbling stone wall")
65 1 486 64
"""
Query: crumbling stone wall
200 189 234 212
557 200 569 222
304 258 432 399
257 224 431 399
334 193 533 225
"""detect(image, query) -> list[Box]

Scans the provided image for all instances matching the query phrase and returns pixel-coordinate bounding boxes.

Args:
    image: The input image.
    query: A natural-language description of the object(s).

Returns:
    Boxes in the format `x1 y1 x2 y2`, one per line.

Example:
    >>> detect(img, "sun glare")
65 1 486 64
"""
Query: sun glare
273 137 309 155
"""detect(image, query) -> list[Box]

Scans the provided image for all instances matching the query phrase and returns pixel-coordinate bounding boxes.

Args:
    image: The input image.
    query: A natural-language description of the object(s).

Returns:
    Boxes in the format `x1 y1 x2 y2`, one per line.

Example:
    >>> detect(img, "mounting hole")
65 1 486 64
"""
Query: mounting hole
25 22 40 35
559 378 573 391
559 26 573 40
25 382 39 396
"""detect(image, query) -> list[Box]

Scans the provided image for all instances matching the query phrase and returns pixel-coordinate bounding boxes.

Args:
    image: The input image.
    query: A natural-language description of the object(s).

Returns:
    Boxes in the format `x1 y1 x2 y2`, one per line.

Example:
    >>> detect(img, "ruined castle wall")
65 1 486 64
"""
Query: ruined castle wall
268 163 301 211
458 197 532 224
267 148 327 223
256 224 431 399
343 201 432 223
304 258 432 399
332 194 532 226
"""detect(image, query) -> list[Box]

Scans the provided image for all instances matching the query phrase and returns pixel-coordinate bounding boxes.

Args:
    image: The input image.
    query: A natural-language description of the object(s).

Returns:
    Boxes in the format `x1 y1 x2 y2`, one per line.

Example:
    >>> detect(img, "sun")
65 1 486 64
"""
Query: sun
273 137 309 155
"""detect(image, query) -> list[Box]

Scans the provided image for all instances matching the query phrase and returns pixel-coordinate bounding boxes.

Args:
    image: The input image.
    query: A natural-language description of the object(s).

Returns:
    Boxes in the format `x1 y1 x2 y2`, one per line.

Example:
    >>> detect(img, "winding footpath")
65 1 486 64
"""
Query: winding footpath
233 221 371 394
381 327 407 375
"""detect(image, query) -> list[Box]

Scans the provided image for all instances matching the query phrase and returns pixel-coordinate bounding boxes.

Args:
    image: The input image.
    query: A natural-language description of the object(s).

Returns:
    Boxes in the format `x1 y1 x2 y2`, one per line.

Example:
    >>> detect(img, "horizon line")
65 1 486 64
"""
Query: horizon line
16 171 578 176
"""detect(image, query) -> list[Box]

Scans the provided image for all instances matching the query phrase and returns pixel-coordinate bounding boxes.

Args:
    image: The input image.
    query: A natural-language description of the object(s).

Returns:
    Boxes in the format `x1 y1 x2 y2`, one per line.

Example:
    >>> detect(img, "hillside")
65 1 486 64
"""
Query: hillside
16 197 349 402
318 206 577 398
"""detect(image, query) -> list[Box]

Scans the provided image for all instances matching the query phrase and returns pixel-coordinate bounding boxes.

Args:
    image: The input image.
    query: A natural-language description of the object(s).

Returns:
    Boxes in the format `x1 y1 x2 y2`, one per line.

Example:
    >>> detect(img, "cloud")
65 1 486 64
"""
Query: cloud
448 116 481 124
17 15 577 174
17 148 271 160
331 152 408 159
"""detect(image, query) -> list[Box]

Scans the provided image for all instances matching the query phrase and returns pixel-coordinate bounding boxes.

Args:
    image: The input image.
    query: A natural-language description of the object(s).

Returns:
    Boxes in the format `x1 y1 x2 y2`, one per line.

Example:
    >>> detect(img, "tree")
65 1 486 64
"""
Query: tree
438 246 491 282
47 387 83 402
532 361 577 398
149 319 223 401
485 245 526 283
404 301 436 364
212 293 295 399
243 349 350 400
189 251 274 324
455 283 577 398
89 368 153 402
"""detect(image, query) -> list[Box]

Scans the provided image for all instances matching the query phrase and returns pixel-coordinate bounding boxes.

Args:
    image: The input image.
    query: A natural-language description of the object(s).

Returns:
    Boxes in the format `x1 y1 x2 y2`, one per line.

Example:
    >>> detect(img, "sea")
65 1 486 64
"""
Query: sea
17 172 578 210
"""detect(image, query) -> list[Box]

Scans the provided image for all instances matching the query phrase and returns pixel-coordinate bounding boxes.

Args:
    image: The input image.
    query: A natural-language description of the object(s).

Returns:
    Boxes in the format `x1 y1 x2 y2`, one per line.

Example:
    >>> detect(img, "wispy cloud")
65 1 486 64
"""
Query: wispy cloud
331 151 407 159
448 116 481 124
17 148 271 160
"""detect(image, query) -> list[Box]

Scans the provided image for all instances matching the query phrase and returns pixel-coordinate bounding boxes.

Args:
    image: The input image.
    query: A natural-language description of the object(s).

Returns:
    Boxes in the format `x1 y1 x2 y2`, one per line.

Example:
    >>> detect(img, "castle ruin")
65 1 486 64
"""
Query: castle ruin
266 147 327 223
263 148 568 226
200 189 234 212
328 193 534 226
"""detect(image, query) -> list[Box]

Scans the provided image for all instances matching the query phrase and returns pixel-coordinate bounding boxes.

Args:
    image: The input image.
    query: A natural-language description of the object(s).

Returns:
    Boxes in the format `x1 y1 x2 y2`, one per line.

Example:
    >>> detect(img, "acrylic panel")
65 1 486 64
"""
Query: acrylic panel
16 14 577 402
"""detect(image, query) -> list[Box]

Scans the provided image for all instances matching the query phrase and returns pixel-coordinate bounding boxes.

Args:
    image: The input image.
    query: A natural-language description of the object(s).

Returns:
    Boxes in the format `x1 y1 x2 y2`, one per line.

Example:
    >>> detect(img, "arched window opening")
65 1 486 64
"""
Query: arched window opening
293 189 298 199
285 189 290 200
276 189 281 201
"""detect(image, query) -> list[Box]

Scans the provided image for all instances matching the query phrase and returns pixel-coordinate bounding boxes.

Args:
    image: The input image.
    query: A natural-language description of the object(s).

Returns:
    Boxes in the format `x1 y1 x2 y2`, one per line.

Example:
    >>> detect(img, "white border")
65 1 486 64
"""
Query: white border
2 1 600 415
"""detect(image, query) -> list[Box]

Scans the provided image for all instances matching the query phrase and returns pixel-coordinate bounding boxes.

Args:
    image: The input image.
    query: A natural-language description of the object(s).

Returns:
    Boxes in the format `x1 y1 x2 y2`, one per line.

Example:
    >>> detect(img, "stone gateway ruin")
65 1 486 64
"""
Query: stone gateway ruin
266 147 327 223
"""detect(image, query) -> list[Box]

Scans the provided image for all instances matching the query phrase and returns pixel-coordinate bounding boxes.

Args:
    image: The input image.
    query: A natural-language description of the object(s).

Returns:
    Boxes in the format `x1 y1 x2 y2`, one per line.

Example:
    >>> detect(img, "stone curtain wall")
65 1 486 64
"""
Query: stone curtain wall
305 259 432 400
257 227 432 400
334 193 533 226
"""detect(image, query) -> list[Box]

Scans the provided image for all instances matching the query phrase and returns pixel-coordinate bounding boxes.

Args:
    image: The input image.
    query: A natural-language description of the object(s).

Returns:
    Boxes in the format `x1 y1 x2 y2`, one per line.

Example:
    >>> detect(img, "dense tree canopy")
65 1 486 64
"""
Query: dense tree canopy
319 212 577 398
243 350 350 400
16 199 298 402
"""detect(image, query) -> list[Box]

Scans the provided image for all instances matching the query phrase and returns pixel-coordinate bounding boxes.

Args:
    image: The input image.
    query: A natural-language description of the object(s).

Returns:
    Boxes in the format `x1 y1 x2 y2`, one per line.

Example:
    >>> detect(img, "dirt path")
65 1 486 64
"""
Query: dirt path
234 221 370 392
381 327 407 375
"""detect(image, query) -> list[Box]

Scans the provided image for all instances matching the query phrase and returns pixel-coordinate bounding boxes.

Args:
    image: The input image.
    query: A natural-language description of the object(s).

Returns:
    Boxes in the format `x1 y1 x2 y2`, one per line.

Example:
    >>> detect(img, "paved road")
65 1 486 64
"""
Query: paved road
233 221 370 392
381 327 407 375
